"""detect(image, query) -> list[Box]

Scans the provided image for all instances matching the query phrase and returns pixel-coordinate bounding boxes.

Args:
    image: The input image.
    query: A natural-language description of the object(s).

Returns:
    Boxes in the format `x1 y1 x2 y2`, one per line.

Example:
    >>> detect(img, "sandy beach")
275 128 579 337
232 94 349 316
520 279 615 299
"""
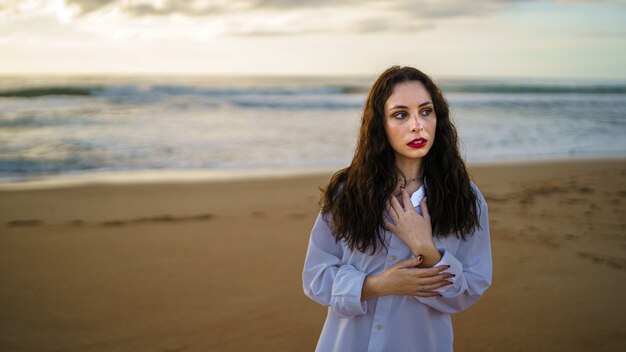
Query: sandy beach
0 158 625 351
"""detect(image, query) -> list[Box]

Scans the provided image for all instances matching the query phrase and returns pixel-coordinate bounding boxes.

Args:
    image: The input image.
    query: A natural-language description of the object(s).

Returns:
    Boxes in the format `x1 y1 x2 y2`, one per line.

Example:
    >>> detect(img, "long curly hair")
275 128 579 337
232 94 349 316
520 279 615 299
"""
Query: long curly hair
320 65 479 254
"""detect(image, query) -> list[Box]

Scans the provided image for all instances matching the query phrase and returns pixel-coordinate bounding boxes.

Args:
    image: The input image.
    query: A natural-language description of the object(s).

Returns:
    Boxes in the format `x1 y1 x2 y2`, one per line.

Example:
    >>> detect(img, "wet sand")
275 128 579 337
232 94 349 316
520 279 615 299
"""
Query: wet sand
1 159 625 351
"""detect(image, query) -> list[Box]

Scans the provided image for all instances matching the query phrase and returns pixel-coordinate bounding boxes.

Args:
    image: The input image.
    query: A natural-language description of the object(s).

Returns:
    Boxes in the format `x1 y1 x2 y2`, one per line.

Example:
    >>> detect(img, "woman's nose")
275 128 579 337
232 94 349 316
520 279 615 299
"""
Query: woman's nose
410 116 423 132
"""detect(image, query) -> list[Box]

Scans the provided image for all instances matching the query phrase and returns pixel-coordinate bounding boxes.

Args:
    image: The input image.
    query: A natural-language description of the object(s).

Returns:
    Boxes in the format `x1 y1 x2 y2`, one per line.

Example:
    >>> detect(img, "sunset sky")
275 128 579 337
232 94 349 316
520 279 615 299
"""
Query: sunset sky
1 0 625 78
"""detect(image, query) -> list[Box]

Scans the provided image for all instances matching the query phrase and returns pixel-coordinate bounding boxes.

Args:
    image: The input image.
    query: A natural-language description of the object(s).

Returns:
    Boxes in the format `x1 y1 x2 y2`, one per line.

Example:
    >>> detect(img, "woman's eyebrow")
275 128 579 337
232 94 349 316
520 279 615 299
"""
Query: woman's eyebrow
387 101 433 112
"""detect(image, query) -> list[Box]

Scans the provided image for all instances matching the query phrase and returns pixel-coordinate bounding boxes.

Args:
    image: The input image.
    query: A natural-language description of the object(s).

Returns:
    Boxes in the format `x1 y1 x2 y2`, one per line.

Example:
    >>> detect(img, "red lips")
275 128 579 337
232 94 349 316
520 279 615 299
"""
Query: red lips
407 138 427 148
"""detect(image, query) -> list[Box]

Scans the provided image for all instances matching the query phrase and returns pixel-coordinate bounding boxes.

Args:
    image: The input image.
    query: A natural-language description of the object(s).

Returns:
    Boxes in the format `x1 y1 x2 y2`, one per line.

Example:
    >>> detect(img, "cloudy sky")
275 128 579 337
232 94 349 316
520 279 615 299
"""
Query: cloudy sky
1 0 625 78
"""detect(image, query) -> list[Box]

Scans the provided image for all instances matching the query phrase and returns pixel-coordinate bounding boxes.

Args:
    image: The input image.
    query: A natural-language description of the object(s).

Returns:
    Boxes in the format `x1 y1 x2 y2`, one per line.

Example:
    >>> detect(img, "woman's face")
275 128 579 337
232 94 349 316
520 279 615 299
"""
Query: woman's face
384 80 437 163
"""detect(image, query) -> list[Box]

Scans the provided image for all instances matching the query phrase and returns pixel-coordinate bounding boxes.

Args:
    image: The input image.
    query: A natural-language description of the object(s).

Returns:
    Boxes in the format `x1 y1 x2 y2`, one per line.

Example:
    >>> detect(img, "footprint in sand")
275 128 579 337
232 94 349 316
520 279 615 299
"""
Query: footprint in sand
287 212 308 219
578 251 625 270
6 219 43 227
102 220 128 227
67 219 85 226
100 213 215 227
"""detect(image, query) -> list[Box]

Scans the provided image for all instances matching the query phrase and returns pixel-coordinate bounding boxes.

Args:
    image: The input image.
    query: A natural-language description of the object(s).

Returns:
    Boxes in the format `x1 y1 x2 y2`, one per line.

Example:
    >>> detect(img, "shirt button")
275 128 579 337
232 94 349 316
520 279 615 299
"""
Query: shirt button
376 324 383 331
390 255 397 261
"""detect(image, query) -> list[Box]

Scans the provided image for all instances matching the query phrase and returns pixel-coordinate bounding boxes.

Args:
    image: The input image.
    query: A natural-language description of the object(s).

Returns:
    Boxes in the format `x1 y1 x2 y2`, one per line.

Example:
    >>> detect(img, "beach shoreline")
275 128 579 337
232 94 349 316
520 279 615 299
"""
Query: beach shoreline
1 158 625 351
1 155 624 191
0 167 337 191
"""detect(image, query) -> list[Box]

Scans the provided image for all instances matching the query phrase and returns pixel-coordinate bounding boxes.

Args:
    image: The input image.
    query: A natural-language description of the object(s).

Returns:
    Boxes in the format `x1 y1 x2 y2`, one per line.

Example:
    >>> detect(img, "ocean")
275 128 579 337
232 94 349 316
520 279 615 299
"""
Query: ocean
1 74 625 183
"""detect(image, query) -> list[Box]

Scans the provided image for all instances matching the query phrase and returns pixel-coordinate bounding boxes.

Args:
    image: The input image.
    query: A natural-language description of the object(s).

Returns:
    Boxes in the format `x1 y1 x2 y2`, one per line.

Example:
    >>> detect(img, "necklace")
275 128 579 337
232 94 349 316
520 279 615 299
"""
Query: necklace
399 176 424 189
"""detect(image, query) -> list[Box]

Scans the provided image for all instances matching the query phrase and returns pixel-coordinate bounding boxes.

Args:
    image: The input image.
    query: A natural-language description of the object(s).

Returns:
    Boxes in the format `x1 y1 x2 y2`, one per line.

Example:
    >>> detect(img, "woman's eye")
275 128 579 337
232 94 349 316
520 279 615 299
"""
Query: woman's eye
393 112 407 119
420 108 433 116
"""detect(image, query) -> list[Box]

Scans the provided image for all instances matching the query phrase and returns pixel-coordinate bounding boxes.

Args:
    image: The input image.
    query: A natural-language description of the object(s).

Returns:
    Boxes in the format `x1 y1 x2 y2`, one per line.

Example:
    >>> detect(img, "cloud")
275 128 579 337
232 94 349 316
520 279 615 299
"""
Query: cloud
106 0 522 36
64 0 247 17
2 0 624 37
121 3 222 17
64 0 116 15
65 0 373 16
61 0 524 18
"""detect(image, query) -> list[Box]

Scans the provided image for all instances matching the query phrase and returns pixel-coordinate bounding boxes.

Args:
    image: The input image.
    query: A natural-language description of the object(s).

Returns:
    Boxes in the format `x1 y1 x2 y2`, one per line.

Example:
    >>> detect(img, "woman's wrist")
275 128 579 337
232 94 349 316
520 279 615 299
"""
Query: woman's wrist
361 275 385 301
407 238 434 257
419 247 442 267
408 240 441 267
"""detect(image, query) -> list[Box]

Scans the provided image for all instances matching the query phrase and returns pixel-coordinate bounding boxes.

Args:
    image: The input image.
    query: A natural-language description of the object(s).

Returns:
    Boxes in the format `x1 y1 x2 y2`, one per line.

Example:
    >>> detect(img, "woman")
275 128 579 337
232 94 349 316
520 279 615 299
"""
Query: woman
302 66 492 351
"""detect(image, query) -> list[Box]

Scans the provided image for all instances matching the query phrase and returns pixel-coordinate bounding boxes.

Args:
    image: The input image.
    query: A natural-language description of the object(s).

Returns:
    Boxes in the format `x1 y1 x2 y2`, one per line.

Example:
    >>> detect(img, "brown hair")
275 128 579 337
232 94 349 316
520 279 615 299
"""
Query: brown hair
320 65 479 254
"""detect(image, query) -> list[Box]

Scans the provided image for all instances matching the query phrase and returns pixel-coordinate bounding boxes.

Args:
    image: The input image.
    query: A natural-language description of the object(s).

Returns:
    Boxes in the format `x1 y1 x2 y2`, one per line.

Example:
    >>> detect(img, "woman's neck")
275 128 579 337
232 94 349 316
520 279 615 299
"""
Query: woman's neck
393 157 424 204
395 156 423 181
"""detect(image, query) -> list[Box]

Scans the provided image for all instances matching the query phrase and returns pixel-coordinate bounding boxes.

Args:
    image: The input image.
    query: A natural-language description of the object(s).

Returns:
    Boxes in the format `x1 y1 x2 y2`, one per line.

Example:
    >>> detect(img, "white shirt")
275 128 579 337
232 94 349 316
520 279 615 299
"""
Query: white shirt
302 183 492 352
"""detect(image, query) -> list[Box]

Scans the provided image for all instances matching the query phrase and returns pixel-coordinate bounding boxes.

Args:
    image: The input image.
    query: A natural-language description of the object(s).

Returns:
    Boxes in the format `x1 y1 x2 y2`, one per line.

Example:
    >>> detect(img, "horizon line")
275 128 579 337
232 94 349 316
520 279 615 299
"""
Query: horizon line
1 71 625 82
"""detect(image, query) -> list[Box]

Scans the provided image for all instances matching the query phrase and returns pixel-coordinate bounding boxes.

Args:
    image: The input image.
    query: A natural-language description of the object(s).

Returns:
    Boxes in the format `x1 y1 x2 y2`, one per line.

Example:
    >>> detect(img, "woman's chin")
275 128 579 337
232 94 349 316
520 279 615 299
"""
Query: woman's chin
400 149 431 160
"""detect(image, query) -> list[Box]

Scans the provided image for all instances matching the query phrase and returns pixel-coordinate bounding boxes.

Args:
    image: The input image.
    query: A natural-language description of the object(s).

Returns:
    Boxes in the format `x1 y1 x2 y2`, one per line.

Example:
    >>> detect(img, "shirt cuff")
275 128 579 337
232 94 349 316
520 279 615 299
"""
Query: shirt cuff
432 249 463 294
330 265 368 317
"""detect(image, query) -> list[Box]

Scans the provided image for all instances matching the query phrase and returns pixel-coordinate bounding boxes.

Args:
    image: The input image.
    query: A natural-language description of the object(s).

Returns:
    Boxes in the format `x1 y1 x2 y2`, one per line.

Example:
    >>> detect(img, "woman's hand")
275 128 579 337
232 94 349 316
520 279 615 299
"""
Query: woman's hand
362 257 453 300
384 191 441 267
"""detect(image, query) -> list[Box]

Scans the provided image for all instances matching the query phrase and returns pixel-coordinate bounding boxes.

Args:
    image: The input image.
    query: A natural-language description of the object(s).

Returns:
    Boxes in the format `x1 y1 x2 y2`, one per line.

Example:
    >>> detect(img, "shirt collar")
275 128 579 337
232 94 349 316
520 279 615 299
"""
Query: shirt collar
410 183 426 208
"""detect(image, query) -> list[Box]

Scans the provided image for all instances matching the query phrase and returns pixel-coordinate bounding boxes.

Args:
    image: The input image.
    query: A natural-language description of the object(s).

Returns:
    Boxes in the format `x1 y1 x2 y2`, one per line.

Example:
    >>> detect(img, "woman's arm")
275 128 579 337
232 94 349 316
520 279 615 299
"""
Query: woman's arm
414 185 493 314
383 183 492 313
303 212 454 312
361 259 452 300
302 212 369 318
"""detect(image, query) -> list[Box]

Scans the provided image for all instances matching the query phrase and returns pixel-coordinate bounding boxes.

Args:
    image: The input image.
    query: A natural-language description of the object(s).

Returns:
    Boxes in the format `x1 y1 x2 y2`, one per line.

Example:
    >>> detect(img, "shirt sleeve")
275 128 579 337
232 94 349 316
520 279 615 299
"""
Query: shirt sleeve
302 212 369 318
415 184 493 314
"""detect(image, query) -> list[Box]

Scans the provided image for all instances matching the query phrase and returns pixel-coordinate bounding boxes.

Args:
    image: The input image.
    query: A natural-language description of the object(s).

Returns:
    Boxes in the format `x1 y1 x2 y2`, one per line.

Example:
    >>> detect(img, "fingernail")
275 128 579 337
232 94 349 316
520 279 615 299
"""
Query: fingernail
450 274 455 277
445 265 451 269
446 281 453 285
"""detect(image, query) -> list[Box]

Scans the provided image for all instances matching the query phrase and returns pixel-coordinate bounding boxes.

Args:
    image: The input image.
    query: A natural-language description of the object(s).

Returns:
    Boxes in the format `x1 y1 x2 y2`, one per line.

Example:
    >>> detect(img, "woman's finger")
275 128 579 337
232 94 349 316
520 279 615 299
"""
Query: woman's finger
421 196 430 220
412 265 450 278
389 256 422 270
414 291 441 298
389 194 404 214
416 272 453 286
386 200 398 219
419 280 453 292
402 189 412 209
